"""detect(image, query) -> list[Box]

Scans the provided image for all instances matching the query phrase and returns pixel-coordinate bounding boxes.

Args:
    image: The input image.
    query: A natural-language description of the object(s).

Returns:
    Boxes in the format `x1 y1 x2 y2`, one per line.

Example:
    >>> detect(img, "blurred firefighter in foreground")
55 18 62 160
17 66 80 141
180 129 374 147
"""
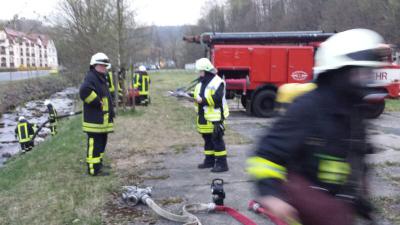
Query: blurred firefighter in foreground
15 116 37 153
44 100 58 136
133 65 150 105
194 58 230 173
275 82 317 114
247 29 388 225
80 52 115 176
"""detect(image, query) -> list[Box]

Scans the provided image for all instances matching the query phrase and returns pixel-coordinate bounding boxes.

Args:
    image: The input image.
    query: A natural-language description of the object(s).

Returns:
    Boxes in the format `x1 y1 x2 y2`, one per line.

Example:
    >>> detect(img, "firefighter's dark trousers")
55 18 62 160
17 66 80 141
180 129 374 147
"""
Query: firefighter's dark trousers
50 122 57 136
20 141 34 152
202 133 226 158
86 132 108 175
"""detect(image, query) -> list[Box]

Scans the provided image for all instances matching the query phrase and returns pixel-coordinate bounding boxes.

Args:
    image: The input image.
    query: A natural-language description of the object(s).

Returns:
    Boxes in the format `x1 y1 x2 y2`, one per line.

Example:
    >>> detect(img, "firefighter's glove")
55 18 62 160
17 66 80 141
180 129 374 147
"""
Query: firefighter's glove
212 122 225 139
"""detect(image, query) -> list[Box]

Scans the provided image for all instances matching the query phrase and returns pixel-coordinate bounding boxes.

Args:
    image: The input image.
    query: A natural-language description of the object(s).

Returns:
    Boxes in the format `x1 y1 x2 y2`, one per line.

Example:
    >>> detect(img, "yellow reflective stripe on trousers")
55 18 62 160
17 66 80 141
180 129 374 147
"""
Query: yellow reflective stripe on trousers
87 138 95 175
204 150 214 155
84 91 97 104
214 150 227 156
246 156 287 180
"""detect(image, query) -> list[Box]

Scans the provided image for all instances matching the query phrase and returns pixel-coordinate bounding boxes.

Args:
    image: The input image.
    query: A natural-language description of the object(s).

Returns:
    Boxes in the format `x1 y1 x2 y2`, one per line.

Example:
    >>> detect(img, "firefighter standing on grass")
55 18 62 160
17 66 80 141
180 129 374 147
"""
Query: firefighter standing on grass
15 116 37 152
194 58 230 173
105 64 122 104
134 65 150 105
44 100 58 136
247 29 388 225
79 52 114 176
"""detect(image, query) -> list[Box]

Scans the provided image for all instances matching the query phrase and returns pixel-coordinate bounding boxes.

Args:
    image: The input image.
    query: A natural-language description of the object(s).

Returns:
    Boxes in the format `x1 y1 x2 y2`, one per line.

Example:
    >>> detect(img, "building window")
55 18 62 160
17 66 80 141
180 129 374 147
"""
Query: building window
0 46 5 55
21 58 24 64
1 57 6 67
10 63 15 68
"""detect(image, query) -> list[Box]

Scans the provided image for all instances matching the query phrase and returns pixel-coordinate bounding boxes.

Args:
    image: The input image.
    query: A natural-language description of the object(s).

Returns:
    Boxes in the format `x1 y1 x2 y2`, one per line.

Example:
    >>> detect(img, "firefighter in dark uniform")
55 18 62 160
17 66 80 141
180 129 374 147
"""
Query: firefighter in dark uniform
44 100 58 136
247 29 388 225
133 65 150 105
15 116 37 152
80 52 115 176
194 58 230 173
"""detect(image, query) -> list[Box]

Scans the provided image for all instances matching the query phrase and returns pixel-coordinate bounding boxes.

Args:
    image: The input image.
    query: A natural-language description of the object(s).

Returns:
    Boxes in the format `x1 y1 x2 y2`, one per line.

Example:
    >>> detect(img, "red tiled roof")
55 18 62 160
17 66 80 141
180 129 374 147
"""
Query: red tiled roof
3 28 50 46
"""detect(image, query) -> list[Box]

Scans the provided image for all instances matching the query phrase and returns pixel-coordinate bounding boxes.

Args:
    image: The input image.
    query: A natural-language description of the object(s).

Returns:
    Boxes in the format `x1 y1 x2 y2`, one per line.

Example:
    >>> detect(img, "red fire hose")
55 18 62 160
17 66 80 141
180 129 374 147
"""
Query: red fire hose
214 205 258 225
248 200 289 225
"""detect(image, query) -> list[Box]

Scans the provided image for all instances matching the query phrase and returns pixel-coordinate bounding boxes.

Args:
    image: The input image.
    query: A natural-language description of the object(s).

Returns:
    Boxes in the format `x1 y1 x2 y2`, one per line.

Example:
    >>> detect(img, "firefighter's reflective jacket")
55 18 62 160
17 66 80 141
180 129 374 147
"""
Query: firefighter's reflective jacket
80 69 115 133
134 71 150 96
105 71 122 95
15 120 36 143
193 74 229 133
247 86 371 199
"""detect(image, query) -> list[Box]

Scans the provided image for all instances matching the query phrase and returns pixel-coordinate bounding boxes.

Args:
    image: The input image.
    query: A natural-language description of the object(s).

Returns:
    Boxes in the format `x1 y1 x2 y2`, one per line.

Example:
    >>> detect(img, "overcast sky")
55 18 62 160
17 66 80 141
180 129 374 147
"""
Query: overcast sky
0 0 216 26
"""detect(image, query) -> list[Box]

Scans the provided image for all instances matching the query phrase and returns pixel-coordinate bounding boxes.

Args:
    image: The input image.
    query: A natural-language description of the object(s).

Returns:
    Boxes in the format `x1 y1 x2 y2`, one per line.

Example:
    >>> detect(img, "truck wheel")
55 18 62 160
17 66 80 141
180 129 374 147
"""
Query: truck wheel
362 101 385 119
252 90 276 117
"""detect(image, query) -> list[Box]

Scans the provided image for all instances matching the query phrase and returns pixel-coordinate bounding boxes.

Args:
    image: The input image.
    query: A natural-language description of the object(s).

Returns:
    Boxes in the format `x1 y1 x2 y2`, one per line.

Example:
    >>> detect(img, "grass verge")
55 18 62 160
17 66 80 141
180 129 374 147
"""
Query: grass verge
0 70 250 225
0 117 118 225
385 99 400 112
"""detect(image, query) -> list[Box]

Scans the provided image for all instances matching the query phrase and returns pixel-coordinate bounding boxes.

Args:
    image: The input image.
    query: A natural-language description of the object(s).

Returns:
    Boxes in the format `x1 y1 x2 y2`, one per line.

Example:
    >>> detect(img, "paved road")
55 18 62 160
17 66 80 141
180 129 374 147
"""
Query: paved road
0 70 50 82
125 108 399 225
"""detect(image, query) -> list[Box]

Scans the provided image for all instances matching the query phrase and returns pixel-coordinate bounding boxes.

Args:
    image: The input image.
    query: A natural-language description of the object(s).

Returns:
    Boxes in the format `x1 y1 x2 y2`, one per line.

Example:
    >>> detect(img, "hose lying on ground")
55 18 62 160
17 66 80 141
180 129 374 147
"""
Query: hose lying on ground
122 186 260 225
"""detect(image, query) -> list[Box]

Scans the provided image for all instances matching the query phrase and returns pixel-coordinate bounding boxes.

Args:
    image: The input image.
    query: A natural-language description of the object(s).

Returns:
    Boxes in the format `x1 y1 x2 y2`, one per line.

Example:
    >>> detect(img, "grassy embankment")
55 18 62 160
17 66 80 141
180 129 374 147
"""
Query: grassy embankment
0 70 249 225
0 75 71 115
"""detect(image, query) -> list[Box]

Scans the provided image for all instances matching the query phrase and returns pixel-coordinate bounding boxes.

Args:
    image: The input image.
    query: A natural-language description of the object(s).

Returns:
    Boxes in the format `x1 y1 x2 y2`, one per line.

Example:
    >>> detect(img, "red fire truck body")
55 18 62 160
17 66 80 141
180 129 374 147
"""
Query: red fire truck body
183 32 400 118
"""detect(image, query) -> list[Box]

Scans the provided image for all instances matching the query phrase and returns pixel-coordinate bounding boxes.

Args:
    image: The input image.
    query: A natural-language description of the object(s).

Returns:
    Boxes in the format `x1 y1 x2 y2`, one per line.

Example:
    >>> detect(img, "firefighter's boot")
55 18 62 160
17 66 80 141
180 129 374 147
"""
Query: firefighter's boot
211 156 229 173
198 155 215 169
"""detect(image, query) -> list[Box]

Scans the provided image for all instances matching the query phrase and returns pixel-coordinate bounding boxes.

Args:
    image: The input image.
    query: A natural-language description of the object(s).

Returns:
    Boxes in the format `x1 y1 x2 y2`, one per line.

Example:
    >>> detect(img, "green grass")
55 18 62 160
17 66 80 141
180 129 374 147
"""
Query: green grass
0 70 250 225
385 99 400 112
0 117 118 225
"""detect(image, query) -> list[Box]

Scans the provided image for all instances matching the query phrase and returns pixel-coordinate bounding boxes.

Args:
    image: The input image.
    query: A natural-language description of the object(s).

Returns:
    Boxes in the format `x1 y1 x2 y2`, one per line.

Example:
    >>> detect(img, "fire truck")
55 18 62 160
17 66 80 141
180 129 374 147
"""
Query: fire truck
183 31 400 118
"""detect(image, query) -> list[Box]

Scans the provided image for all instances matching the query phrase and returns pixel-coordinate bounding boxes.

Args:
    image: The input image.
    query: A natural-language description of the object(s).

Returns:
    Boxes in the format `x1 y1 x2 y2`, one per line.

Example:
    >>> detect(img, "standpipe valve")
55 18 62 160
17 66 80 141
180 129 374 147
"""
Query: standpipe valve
211 178 225 206
121 186 152 206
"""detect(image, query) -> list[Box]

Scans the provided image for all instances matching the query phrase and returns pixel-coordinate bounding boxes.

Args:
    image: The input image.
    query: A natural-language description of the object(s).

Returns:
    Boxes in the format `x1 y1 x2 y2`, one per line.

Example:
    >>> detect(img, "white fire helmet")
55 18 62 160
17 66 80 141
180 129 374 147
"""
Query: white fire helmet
138 65 147 72
90 52 110 67
314 28 389 75
195 58 217 74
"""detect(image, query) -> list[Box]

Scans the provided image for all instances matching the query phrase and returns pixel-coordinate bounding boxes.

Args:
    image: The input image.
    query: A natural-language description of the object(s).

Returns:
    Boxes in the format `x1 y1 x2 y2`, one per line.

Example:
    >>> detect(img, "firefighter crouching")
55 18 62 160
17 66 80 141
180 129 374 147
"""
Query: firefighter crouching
133 65 150 105
194 58 230 173
247 29 388 225
15 116 37 153
80 52 115 176
44 100 58 136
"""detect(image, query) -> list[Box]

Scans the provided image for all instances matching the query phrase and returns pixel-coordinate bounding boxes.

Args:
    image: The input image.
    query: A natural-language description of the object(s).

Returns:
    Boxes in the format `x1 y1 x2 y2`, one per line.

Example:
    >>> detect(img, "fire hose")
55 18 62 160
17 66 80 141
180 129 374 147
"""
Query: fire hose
248 200 290 225
121 179 261 225
30 110 82 141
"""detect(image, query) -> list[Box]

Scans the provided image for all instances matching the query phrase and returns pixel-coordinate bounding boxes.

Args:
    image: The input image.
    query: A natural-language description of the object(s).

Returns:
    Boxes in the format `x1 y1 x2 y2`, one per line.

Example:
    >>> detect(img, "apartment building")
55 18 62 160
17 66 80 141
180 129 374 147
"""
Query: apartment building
0 28 58 69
